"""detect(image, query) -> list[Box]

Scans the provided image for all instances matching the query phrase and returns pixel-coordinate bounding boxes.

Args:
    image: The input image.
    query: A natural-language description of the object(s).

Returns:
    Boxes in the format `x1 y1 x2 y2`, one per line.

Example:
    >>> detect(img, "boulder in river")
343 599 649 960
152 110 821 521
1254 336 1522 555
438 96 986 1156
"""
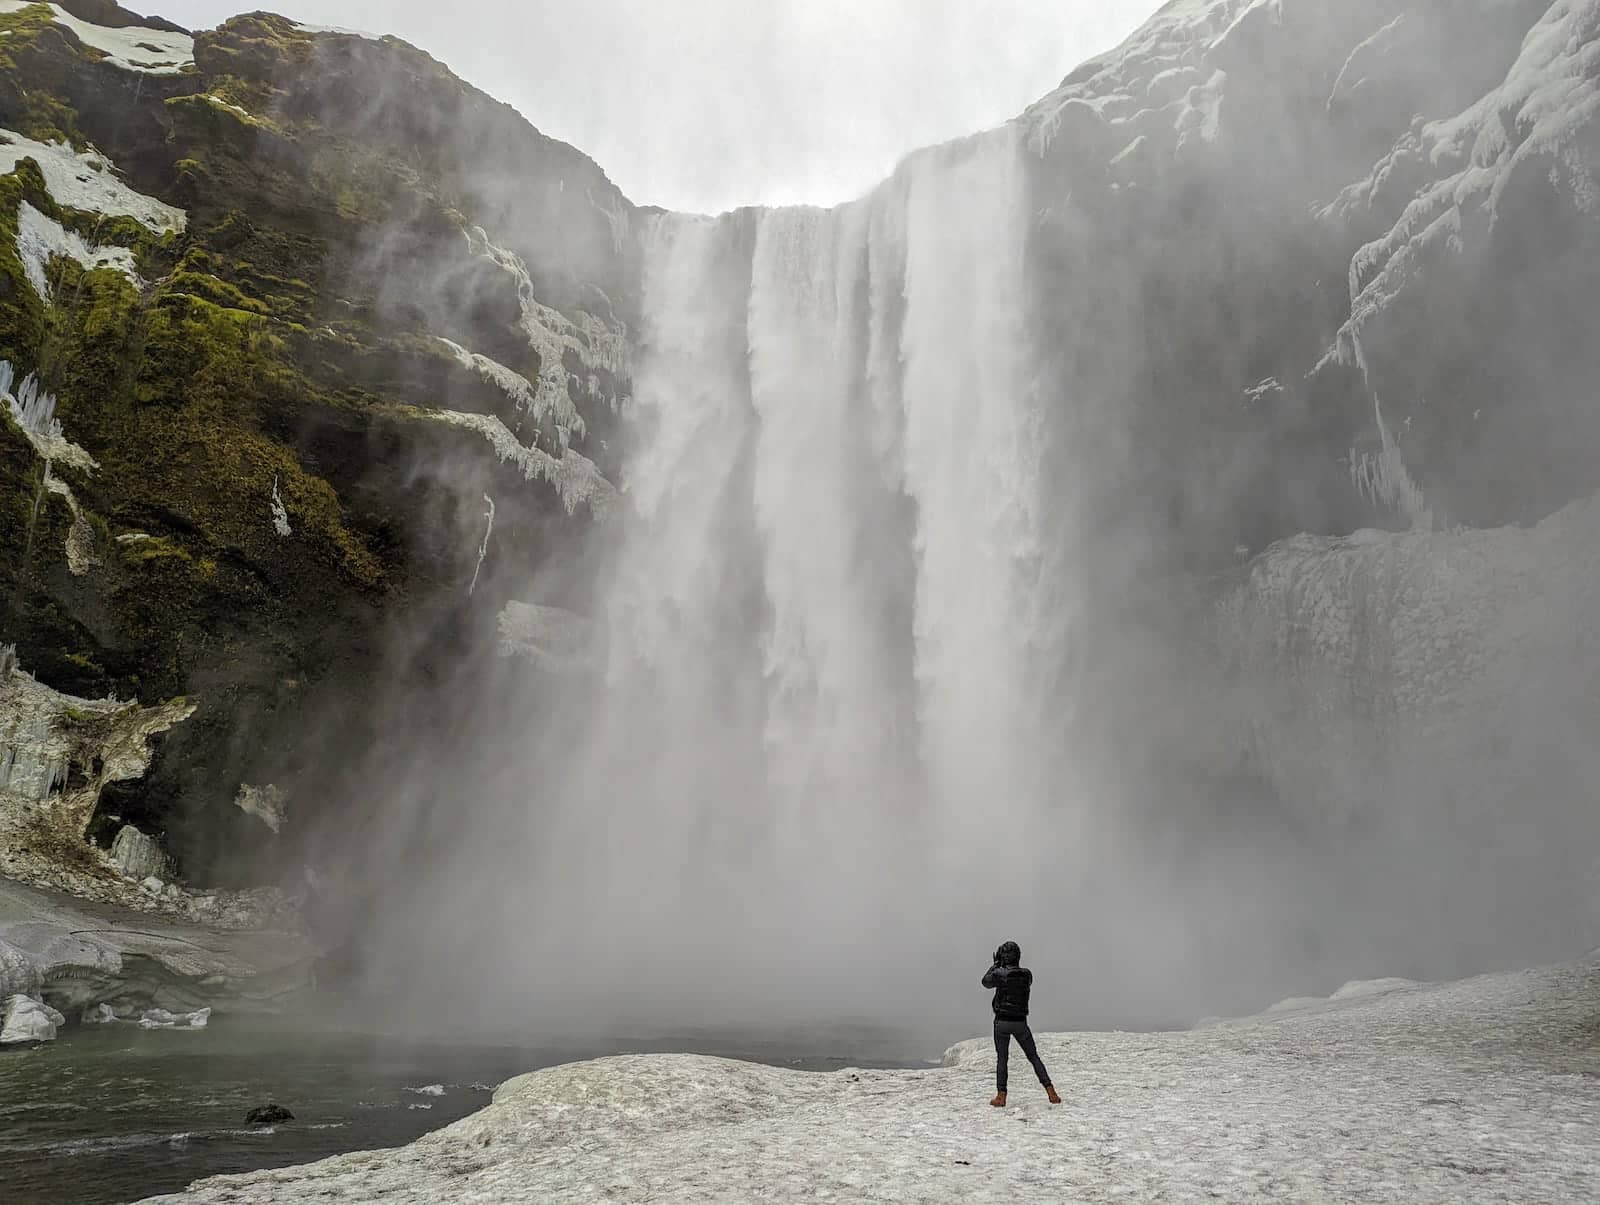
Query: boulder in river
244 1104 294 1126
0 994 65 1044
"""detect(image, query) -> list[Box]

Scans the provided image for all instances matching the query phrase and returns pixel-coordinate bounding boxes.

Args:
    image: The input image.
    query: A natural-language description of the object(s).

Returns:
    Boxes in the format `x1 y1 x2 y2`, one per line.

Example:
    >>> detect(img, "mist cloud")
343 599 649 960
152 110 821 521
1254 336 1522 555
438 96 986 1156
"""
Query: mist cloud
152 0 1153 212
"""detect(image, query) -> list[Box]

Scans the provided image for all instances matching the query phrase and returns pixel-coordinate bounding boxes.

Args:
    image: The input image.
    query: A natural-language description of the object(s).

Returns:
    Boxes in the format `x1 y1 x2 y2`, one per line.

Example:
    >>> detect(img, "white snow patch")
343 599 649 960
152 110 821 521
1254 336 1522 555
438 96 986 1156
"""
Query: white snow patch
0 129 185 231
204 95 252 121
15 200 139 300
0 3 193 75
289 20 383 42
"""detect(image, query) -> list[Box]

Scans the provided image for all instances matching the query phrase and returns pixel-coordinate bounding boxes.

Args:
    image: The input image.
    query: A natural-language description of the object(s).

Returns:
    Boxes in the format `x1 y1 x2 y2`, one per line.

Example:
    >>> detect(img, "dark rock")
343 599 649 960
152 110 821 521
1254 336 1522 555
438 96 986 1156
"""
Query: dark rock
244 1103 294 1125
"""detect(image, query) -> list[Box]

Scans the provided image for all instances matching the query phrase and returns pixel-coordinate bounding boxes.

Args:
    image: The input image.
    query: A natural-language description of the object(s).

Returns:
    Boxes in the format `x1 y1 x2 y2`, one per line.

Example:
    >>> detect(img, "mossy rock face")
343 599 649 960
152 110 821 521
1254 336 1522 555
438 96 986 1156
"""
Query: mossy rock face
0 6 637 886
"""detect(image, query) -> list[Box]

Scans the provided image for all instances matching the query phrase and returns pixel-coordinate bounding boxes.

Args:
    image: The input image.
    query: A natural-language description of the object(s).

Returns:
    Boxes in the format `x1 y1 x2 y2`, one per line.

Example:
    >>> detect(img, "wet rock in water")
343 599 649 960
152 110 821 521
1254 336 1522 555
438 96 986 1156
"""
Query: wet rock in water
111 825 166 880
139 1007 212 1030
245 1103 294 1125
0 993 65 1044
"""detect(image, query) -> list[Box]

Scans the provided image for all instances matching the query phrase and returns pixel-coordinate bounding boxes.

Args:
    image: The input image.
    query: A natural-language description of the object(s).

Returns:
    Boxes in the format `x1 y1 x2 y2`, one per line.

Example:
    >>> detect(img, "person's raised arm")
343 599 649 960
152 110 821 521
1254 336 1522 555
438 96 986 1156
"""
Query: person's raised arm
982 961 1002 989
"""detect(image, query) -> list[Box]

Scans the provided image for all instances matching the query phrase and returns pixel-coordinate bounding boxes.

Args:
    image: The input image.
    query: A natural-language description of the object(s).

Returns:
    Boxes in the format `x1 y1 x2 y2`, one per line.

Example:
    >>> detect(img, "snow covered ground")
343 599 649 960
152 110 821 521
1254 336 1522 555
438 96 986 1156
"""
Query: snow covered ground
141 957 1600 1203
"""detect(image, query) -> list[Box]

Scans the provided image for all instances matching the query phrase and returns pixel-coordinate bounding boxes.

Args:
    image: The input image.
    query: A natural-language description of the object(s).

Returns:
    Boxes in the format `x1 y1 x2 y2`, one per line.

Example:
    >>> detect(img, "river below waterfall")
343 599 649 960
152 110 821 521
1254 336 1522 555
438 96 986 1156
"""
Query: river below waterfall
0 1016 933 1204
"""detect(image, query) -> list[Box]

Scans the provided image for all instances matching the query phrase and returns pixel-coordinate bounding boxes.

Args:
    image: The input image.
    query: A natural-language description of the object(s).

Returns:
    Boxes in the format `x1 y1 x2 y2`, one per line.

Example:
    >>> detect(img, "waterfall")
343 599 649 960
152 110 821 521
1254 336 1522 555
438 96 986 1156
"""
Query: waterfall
583 125 1060 947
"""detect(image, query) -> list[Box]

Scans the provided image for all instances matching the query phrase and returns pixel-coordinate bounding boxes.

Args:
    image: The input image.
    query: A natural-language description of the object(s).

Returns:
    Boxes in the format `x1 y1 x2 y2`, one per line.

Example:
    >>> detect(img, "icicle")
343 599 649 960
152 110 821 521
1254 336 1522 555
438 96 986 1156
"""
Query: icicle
469 494 495 596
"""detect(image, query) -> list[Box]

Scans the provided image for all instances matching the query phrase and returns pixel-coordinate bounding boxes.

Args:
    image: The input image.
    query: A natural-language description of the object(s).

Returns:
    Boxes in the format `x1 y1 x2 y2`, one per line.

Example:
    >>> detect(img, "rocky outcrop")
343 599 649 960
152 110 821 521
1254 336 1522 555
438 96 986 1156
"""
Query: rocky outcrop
109 821 164 877
0 644 193 837
0 2 637 886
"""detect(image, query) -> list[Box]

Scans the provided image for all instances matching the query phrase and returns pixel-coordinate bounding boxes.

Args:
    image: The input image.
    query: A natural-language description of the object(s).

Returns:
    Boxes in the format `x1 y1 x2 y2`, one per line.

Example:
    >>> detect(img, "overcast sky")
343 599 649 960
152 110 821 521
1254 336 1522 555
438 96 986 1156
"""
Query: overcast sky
150 1 1156 213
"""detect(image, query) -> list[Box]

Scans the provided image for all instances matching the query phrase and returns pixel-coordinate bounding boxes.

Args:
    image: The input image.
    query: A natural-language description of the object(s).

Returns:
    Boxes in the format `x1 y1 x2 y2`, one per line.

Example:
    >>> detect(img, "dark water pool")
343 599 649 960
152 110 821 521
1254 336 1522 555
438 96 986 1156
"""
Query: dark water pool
0 1017 933 1204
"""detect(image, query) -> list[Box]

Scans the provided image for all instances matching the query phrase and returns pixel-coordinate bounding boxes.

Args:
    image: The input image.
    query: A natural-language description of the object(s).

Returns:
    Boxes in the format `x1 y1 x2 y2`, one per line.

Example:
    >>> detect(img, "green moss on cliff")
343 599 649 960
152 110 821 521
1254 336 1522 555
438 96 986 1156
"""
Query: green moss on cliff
0 4 92 145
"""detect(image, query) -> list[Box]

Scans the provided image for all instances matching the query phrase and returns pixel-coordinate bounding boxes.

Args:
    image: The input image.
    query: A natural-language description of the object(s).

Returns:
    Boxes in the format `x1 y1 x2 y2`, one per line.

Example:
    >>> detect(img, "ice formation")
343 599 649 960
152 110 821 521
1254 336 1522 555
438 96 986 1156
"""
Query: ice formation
496 601 599 675
461 226 629 440
468 493 494 596
43 464 98 575
269 476 291 537
1 649 195 835
0 3 193 75
0 358 95 473
423 408 614 519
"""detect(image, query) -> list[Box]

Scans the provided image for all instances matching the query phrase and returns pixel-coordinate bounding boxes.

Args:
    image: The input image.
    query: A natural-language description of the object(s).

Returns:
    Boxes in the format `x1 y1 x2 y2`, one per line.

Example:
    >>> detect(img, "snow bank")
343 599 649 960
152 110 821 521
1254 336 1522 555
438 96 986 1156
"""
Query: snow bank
0 2 192 74
139 957 1600 1203
0 129 186 231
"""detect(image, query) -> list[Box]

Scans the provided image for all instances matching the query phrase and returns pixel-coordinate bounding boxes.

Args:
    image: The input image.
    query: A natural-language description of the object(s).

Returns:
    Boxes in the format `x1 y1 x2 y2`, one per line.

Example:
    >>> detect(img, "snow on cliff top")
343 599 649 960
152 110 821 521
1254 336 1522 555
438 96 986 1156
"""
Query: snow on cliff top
143 956 1600 1203
290 19 384 42
0 2 192 74
1024 0 1268 156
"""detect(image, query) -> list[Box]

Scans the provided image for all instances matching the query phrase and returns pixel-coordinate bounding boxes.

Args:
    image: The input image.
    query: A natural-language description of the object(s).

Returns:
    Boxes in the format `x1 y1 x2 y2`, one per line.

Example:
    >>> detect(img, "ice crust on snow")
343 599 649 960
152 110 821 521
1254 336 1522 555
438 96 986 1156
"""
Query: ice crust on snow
0 129 186 231
0 2 193 75
140 958 1600 1203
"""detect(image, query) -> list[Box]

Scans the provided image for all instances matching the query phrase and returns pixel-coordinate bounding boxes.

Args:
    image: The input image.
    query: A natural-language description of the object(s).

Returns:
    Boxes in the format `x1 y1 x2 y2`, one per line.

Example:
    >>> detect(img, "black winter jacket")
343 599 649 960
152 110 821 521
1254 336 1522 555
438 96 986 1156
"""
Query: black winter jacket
982 963 1032 1021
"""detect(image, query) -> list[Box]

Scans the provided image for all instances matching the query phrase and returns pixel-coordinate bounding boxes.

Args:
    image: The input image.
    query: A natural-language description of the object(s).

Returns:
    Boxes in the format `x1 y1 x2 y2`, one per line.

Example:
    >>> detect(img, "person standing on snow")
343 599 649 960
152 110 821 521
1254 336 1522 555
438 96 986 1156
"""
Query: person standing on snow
982 940 1060 1108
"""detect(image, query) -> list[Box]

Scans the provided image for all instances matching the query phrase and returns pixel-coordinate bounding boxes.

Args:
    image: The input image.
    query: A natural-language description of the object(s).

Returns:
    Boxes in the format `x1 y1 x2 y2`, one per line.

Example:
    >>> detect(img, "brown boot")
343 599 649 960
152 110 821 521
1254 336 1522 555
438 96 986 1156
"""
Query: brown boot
990 1091 1006 1108
1046 1085 1061 1105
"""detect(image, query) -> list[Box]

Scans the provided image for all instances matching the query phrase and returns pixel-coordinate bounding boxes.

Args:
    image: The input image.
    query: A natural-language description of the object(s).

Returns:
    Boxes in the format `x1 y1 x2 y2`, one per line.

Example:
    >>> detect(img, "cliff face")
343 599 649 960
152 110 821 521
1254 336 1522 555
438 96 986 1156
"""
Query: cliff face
0 2 633 886
1 0 1599 996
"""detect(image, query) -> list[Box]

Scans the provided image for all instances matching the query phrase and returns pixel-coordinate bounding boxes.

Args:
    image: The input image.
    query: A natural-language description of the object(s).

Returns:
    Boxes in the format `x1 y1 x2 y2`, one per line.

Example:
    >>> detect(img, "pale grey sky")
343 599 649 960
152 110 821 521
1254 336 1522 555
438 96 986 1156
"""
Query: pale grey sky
149 1 1157 213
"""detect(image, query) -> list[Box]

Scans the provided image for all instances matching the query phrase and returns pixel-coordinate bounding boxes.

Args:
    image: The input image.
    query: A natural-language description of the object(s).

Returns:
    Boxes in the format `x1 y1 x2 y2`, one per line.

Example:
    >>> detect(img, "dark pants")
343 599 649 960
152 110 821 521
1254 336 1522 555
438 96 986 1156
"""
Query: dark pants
993 1018 1051 1093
